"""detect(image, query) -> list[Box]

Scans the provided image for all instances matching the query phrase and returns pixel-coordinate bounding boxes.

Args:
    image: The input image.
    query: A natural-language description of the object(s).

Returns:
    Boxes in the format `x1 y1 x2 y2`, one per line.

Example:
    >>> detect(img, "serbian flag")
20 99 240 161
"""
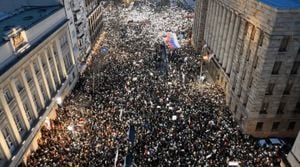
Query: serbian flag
165 32 181 49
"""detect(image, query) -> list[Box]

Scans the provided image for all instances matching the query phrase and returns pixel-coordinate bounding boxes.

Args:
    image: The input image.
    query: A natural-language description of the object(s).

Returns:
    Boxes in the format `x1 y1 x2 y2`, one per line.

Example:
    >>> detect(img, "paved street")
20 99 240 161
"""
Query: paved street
26 1 282 167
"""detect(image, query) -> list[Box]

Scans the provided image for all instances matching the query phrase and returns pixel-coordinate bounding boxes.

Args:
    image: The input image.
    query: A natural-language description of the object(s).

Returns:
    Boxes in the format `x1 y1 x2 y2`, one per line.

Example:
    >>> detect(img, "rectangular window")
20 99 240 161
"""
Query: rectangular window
243 96 248 107
277 102 285 114
14 113 25 134
278 36 290 52
265 83 275 95
288 122 296 130
256 122 263 131
253 55 258 69
15 79 24 93
4 88 13 103
248 76 253 88
272 61 282 75
24 69 32 83
283 81 293 95
23 102 33 122
291 61 300 74
258 32 264 46
260 102 268 114
2 126 15 151
234 105 237 115
250 27 256 40
272 122 280 131
33 62 40 75
246 49 251 61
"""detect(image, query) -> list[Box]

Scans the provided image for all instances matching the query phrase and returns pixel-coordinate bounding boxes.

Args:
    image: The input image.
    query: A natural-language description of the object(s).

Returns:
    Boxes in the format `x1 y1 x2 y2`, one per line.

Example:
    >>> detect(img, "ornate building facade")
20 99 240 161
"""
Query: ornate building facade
0 4 78 166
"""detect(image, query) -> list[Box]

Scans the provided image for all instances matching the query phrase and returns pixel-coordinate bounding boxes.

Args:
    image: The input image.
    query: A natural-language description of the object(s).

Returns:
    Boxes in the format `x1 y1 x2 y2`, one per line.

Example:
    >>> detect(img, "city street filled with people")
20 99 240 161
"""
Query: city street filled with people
26 1 282 166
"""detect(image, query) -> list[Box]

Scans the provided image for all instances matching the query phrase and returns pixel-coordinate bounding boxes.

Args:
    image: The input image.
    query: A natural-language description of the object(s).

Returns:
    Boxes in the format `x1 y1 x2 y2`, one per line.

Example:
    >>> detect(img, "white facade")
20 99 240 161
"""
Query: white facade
0 5 78 166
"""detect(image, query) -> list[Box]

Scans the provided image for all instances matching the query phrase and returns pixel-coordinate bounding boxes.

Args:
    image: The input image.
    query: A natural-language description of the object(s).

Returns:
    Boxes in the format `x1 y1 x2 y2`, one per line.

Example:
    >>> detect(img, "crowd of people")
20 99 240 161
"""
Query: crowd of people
26 1 282 167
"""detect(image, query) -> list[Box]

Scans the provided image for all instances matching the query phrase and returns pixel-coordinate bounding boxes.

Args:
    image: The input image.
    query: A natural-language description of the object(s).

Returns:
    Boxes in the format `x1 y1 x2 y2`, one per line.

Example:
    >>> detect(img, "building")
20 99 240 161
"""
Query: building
287 131 300 167
85 0 104 49
0 3 78 166
62 0 105 72
63 0 91 71
192 0 300 137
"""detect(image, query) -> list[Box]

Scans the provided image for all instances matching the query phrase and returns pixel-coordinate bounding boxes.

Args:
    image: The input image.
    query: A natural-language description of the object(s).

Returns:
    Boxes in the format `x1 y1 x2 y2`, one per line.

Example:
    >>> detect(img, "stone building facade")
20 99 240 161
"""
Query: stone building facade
193 0 300 137
0 5 78 166
85 0 104 47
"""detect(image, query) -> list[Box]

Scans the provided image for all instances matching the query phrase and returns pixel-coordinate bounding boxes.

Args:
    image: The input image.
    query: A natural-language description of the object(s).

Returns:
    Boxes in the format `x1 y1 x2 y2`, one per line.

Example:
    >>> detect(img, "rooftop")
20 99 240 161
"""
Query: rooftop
260 0 300 9
0 5 62 43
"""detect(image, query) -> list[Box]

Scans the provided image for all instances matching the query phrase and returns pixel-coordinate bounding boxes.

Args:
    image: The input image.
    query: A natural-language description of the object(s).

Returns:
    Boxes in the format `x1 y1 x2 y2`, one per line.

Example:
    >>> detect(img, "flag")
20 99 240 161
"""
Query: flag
165 32 181 49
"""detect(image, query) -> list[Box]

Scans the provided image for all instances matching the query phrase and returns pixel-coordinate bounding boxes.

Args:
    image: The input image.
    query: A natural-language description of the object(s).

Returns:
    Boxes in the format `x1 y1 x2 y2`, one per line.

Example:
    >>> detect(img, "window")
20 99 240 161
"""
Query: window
260 102 268 114
253 55 258 69
33 62 40 75
2 126 15 150
243 96 248 107
278 36 290 52
234 105 237 115
272 61 281 74
24 69 32 83
250 27 256 40
283 81 293 95
294 102 300 114
258 32 264 46
288 122 296 130
4 88 13 103
15 79 24 92
265 83 275 95
242 69 246 80
291 61 300 74
271 122 280 131
14 113 24 134
23 102 33 122
248 76 253 88
246 49 251 61
277 102 285 114
256 122 263 131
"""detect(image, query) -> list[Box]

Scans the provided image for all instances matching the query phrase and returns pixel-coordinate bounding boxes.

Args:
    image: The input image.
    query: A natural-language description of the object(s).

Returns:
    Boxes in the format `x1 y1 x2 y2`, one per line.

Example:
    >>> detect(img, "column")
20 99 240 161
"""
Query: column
210 2 219 49
204 0 213 42
66 30 76 65
55 38 67 77
207 1 216 46
37 56 51 99
229 19 246 86
44 50 57 92
49 45 62 85
20 71 39 119
29 64 45 108
219 9 231 64
9 80 30 130
226 15 241 74
0 90 22 144
222 11 236 69
0 131 12 160
215 6 226 59
212 4 222 51
236 24 251 95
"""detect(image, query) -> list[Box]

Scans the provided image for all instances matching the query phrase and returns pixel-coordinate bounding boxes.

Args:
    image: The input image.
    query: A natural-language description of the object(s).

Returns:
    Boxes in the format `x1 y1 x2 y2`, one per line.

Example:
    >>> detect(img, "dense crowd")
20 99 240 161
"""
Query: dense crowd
26 1 282 167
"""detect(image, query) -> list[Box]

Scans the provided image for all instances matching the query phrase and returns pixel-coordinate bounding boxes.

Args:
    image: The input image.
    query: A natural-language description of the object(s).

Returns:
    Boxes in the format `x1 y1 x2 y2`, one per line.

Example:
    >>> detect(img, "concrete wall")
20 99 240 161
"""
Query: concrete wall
193 0 300 137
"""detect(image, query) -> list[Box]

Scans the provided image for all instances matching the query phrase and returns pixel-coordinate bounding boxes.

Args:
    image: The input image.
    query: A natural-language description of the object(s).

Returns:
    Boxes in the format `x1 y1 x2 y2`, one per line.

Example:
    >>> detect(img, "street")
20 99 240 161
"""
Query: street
26 1 282 167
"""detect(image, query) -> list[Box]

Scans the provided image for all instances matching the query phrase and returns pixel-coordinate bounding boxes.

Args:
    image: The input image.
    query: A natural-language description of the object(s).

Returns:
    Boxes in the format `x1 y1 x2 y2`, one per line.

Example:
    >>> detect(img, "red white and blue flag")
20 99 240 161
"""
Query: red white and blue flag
165 32 181 49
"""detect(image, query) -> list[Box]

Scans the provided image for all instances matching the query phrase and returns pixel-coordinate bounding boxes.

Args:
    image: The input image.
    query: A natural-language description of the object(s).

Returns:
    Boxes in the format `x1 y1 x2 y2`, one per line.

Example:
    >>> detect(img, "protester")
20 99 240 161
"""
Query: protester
26 1 282 167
